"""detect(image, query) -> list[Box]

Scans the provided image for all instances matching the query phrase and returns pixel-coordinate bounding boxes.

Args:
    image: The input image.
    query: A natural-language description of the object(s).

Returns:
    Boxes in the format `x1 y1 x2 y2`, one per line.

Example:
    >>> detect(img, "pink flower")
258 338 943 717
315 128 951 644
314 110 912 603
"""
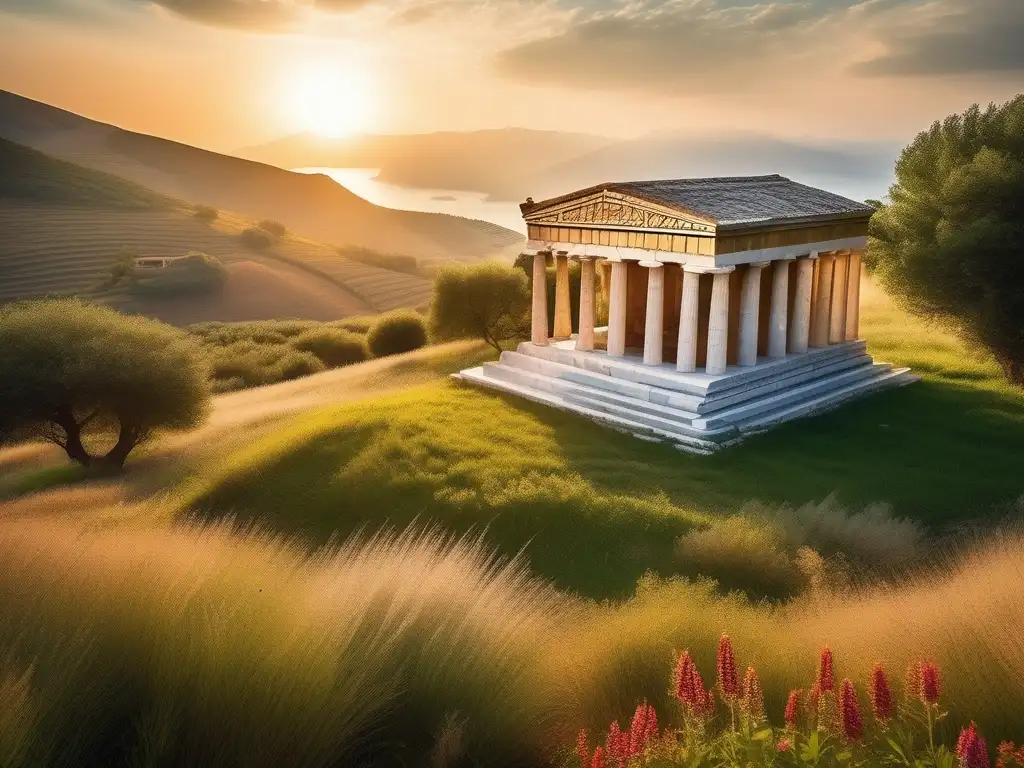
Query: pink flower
576 729 590 768
777 737 793 752
957 724 991 768
959 723 981 760
717 635 740 699
627 702 658 757
817 647 836 693
589 746 606 768
840 679 864 742
605 721 627 768
784 689 802 730
741 666 765 723
672 651 699 706
868 663 894 722
920 662 941 705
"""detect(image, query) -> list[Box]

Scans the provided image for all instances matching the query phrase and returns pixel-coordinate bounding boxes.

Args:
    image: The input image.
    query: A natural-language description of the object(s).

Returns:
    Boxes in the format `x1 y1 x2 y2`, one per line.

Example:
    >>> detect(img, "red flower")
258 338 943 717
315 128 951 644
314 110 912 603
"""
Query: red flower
905 661 923 701
840 679 864 741
697 687 716 720
576 729 590 768
817 647 836 693
784 689 802 730
920 662 941 705
605 721 628 768
672 651 699 705
957 724 991 768
717 635 740 699
589 746 606 768
777 737 793 752
627 702 658 757
741 666 765 722
868 663 894 722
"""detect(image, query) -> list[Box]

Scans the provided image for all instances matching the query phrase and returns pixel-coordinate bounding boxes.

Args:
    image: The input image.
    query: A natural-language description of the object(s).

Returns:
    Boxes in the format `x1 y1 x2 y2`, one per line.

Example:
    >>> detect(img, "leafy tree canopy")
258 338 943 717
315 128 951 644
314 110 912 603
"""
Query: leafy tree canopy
868 96 1024 385
0 299 211 468
429 262 530 352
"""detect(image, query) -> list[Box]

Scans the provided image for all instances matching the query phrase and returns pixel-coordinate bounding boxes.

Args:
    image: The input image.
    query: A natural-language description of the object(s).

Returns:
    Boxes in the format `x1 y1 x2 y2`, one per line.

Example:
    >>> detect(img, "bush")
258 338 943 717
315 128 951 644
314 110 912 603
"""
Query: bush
339 246 420 275
258 219 287 238
276 350 326 381
367 310 428 357
290 327 368 368
130 251 228 296
240 227 274 250
429 262 530 351
868 96 1024 386
193 204 218 222
333 316 376 334
0 299 209 468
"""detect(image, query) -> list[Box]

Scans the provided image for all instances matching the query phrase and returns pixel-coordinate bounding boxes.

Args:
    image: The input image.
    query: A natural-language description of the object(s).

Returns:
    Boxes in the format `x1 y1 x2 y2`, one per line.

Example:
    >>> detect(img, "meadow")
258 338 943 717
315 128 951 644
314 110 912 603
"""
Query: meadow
0 281 1022 765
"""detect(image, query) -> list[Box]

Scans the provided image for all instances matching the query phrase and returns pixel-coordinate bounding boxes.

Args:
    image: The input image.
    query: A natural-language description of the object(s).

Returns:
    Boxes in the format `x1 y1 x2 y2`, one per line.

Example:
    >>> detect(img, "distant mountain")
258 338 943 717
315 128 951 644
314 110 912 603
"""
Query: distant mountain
0 90 522 260
237 128 614 197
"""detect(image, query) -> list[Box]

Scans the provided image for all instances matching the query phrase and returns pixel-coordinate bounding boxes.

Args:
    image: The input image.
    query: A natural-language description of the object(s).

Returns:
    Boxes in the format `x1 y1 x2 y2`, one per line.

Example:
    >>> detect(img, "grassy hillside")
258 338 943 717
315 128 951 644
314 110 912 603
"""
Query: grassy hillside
0 136 172 209
0 89 523 261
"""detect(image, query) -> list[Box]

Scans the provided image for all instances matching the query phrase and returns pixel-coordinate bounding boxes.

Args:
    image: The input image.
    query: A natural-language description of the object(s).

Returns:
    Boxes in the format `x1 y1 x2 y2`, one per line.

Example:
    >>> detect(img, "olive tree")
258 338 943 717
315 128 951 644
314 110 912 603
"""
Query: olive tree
429 262 530 352
0 299 211 469
868 96 1024 386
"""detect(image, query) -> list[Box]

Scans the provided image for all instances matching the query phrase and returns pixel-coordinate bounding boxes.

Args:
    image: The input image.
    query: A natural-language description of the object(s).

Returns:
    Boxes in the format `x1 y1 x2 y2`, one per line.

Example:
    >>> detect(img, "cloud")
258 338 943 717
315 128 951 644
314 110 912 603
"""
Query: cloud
850 0 1024 77
495 0 1024 95
137 0 306 30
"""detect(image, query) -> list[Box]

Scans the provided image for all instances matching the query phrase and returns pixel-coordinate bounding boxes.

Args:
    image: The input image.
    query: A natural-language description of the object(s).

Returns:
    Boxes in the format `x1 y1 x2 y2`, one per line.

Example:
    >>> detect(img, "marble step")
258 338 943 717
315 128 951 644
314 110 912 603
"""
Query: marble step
693 360 892 429
456 367 725 454
498 350 705 412
482 361 705 427
517 339 869 397
738 366 916 433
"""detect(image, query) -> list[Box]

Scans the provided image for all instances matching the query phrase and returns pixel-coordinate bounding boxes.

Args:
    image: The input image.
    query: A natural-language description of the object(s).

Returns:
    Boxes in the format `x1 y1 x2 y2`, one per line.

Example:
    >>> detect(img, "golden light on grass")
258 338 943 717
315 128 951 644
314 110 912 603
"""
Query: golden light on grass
287 60 373 138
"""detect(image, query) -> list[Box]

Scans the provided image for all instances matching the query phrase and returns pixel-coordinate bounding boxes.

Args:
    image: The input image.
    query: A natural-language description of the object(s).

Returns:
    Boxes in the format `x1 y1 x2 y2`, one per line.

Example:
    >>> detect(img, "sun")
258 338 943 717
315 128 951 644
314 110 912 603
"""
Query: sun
289 62 371 139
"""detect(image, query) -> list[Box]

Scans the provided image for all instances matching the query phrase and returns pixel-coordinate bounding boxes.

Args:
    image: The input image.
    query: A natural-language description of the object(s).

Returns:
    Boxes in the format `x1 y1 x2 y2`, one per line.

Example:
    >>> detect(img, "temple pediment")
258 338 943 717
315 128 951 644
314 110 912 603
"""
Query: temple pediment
523 191 716 235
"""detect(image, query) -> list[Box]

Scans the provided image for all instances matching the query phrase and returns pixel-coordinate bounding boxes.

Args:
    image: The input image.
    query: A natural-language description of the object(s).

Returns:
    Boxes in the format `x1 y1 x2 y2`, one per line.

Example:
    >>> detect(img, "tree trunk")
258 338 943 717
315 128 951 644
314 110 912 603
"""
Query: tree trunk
1001 356 1024 388
53 407 93 467
102 422 141 470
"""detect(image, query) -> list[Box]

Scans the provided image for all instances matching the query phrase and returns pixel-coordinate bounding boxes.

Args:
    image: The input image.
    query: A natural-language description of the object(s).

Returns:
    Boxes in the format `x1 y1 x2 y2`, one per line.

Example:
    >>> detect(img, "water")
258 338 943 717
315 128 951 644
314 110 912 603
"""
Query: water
292 167 527 234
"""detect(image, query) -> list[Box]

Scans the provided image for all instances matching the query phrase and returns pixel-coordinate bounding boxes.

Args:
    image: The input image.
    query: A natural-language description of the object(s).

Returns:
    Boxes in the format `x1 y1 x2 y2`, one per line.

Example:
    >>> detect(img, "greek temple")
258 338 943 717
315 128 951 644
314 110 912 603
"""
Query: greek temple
458 175 915 452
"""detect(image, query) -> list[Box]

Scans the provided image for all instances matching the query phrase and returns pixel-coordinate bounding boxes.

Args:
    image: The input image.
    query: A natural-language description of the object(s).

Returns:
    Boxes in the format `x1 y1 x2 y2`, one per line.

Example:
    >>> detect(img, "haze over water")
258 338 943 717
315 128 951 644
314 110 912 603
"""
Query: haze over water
293 167 528 234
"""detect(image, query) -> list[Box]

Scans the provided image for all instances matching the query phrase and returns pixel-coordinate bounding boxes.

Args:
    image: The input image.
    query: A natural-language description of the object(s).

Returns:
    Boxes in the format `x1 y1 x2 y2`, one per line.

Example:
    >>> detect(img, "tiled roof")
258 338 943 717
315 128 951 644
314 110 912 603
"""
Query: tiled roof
526 175 875 229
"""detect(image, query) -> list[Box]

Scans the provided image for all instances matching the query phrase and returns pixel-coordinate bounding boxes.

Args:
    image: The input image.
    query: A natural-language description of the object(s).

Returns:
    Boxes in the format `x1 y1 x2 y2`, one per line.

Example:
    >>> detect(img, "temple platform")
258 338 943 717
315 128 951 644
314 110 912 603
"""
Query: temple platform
454 339 916 454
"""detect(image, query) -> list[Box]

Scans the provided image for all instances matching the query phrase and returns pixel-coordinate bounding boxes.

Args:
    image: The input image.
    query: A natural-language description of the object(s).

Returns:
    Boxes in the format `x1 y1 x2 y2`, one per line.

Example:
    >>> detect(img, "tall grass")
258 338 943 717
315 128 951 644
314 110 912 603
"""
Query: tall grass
0 518 566 767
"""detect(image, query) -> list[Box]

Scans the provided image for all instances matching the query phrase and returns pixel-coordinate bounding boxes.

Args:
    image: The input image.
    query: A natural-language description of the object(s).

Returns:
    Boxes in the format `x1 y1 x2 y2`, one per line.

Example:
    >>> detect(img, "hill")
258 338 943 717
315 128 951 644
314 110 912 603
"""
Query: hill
0 139 436 320
0 89 523 260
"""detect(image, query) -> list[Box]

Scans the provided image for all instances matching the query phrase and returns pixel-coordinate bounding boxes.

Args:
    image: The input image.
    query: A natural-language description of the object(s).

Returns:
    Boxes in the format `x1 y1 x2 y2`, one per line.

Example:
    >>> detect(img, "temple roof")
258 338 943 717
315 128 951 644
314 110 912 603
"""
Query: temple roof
523 175 875 230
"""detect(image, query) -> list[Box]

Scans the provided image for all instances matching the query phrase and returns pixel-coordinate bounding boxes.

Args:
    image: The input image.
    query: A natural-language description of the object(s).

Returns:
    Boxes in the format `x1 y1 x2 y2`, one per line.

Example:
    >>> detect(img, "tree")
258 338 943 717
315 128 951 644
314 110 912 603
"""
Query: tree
0 299 211 469
867 96 1024 386
429 262 530 352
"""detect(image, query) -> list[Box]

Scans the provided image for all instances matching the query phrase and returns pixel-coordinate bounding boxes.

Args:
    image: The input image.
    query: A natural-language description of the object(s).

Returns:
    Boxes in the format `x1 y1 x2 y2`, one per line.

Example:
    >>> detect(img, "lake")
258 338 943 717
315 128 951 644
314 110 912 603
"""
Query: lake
292 167 527 234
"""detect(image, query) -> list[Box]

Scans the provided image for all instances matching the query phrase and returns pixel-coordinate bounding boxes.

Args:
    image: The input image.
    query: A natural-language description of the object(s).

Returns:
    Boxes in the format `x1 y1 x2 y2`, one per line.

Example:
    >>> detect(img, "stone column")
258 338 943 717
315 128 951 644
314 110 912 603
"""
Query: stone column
676 267 701 373
844 250 863 340
788 254 817 354
829 250 849 344
706 268 734 375
738 261 769 366
641 261 665 366
530 251 548 346
553 252 572 340
606 260 628 357
810 252 835 348
767 258 792 358
576 257 596 351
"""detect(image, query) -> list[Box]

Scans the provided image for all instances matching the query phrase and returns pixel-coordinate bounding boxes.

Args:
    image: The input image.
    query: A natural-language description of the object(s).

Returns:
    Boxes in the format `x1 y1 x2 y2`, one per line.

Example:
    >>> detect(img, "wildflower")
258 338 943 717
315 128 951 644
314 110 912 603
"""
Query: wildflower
698 687 716 720
817 647 836 693
740 666 765 724
957 724 991 768
777 737 793 753
920 662 941 705
576 729 590 768
672 651 699 706
839 679 864 741
868 663 894 723
605 721 627 768
905 661 923 701
784 689 802 730
627 702 658 757
590 746 606 768
717 635 740 699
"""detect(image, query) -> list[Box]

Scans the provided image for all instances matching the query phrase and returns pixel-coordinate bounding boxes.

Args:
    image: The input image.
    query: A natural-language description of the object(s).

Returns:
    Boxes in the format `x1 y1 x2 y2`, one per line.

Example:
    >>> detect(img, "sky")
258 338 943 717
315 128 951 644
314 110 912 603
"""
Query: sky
1 0 1023 153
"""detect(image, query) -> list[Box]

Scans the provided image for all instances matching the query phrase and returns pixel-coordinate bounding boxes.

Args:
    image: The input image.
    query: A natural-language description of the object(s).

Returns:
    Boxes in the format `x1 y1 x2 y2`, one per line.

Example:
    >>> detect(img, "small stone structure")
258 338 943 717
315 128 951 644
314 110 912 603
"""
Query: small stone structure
457 175 916 453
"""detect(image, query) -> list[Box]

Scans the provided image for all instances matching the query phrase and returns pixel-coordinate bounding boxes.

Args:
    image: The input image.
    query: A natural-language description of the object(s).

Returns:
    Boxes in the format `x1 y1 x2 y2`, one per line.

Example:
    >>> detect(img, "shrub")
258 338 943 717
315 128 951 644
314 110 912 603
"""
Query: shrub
429 262 530 351
275 350 326 381
193 204 218 222
290 328 368 368
868 95 1024 386
130 251 228 296
367 310 428 357
0 299 209 468
333 316 376 334
240 227 274 250
258 219 287 238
